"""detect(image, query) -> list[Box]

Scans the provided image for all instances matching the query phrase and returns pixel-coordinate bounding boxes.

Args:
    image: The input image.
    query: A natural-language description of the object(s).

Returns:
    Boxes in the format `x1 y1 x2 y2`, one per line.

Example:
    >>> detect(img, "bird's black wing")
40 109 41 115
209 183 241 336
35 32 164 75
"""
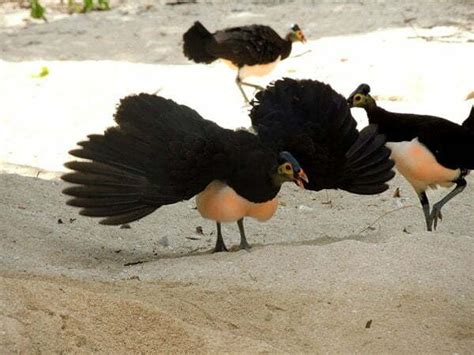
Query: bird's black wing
62 94 275 225
209 25 286 66
369 108 474 170
418 120 474 170
250 78 395 194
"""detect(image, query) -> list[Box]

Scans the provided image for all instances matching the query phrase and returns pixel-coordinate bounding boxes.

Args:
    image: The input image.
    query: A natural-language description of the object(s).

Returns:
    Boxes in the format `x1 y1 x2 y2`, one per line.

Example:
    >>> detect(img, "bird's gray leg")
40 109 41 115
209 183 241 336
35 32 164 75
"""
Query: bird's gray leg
235 69 250 103
240 81 265 91
237 218 251 251
419 191 432 231
213 222 228 252
430 178 467 231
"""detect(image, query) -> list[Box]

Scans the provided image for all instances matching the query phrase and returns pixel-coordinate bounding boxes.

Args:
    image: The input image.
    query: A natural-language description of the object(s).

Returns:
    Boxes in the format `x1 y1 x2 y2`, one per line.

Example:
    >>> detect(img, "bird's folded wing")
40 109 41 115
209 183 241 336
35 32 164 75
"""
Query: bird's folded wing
210 25 283 66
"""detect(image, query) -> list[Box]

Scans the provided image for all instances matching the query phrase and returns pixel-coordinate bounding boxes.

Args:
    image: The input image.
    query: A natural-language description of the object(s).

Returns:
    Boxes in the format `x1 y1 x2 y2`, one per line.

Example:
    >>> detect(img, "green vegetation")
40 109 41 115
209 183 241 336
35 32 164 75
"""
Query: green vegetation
31 66 50 79
29 0 110 21
78 0 110 13
30 0 46 20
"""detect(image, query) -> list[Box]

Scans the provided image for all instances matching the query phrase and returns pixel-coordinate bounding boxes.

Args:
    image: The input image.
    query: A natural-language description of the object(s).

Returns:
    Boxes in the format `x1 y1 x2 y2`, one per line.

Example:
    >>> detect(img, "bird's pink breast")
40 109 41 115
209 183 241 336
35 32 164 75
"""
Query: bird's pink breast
386 139 460 193
196 180 278 223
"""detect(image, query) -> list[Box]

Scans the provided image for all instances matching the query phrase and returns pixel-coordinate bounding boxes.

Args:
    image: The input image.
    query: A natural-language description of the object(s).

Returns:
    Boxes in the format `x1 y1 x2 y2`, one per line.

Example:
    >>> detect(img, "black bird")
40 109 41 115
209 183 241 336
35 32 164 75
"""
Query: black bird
347 83 474 231
250 78 395 201
62 94 308 252
183 21 306 102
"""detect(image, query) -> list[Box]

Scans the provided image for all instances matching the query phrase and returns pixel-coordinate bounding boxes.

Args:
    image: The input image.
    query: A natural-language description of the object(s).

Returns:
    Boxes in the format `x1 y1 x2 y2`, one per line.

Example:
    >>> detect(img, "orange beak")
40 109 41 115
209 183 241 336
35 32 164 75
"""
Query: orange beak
294 169 309 189
298 31 307 43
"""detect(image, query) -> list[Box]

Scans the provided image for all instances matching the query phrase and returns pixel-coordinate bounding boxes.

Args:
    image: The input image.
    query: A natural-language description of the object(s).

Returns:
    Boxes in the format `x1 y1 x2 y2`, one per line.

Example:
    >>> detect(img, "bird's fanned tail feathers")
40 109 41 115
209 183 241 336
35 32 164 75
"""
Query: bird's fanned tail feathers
340 125 395 194
62 94 226 225
62 143 161 225
250 78 395 194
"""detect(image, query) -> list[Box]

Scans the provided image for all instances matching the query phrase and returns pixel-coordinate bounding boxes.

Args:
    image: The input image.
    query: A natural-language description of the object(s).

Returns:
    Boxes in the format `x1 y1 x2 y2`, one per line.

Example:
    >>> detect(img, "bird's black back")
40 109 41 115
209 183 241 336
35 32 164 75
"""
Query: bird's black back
208 25 291 66
250 78 394 194
366 106 474 170
462 105 474 131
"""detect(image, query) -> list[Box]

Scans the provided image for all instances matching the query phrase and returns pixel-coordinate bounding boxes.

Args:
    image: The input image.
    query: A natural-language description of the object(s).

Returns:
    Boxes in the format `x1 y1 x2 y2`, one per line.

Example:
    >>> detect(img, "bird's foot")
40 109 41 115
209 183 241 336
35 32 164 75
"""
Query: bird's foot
239 240 252 251
213 244 228 253
426 223 433 232
213 239 228 253
424 215 433 232
430 205 443 231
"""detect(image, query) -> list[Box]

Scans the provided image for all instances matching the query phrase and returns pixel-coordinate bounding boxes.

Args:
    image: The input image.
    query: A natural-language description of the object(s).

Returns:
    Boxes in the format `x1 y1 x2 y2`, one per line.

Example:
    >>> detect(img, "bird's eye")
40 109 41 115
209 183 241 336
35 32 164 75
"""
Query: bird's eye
285 164 292 171
355 95 361 102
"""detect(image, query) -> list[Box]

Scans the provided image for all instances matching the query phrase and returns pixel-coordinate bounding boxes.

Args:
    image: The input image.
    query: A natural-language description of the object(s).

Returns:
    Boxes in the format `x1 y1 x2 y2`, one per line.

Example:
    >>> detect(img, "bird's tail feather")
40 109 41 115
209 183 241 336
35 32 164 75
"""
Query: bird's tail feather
62 94 224 225
183 21 216 64
62 130 163 225
340 125 395 195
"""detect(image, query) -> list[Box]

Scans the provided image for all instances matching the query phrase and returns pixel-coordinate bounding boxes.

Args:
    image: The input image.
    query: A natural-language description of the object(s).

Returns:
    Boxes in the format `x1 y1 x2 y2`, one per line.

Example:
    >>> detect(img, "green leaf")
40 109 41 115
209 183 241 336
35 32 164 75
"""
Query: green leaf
30 0 46 20
97 0 110 10
82 0 94 12
32 66 50 78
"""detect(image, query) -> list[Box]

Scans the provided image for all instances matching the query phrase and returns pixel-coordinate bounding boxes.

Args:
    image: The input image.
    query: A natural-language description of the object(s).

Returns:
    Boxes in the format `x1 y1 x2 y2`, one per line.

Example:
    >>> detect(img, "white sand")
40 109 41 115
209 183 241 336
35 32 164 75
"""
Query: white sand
0 1 473 352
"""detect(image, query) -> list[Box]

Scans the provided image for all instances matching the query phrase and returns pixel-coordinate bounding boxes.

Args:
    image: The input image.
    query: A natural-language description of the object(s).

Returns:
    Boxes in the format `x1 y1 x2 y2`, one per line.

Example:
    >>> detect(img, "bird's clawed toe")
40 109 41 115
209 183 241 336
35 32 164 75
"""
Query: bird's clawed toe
239 240 252 251
430 206 443 231
213 243 228 253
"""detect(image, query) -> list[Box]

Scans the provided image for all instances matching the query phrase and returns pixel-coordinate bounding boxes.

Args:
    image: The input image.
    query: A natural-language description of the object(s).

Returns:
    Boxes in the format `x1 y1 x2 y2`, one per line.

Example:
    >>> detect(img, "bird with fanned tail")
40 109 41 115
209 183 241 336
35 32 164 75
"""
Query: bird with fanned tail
250 78 396 200
62 94 308 252
347 83 474 231
183 21 306 102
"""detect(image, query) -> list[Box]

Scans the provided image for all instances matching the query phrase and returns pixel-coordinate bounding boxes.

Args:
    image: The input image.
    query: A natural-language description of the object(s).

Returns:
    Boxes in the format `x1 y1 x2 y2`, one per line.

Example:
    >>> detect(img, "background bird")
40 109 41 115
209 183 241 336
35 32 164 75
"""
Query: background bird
183 21 306 102
347 83 474 231
62 93 308 252
250 78 395 200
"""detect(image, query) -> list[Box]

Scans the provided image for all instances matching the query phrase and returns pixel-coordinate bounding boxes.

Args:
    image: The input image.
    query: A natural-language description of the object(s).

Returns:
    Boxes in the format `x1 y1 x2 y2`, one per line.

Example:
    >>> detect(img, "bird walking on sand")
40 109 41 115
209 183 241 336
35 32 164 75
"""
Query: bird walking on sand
183 21 306 102
347 83 474 231
62 94 308 252
250 78 395 199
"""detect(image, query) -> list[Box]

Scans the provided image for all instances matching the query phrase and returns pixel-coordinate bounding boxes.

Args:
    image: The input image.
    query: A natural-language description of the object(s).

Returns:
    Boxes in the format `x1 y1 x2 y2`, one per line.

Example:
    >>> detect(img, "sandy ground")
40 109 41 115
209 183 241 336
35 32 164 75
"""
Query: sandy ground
1 0 473 353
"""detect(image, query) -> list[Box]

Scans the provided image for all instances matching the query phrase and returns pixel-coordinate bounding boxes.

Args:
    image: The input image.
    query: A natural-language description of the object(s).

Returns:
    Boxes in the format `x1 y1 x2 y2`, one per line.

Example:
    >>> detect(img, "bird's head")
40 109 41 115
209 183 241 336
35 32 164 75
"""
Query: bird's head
273 151 309 189
347 83 375 108
287 24 307 43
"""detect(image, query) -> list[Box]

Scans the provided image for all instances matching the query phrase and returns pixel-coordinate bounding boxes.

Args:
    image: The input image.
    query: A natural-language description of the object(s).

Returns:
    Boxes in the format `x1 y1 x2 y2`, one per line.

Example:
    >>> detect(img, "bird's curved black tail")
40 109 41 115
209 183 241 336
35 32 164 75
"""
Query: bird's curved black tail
62 94 225 226
61 126 166 226
340 125 395 195
183 21 216 64
462 105 474 131
250 78 395 195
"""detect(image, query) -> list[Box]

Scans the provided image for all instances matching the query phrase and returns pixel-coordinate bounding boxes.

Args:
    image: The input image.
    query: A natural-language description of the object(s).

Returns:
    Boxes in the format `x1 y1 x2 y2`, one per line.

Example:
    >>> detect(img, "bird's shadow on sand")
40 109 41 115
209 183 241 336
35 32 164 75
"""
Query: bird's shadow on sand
104 232 383 268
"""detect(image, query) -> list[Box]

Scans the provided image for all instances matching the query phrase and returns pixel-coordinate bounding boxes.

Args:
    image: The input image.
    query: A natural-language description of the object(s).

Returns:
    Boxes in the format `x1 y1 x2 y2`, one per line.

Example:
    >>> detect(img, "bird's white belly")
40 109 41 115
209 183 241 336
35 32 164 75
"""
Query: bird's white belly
221 56 281 78
196 180 278 223
386 138 460 193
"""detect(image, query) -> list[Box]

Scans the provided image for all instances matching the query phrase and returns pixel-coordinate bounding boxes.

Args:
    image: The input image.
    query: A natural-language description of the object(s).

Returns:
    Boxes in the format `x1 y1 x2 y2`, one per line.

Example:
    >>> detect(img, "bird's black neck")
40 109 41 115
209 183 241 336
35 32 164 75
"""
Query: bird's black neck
280 39 293 60
363 102 384 124
229 175 281 203
364 104 422 142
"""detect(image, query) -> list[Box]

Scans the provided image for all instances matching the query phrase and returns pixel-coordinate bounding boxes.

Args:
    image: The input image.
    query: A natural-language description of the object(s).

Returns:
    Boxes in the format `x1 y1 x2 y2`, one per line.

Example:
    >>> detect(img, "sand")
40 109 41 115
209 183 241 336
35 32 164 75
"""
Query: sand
0 0 473 353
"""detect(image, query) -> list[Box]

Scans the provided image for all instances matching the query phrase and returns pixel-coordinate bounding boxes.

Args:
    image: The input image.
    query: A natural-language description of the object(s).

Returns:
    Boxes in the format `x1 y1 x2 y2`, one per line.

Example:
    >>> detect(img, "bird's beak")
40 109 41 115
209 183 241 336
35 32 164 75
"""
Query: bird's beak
300 33 307 44
294 169 309 189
